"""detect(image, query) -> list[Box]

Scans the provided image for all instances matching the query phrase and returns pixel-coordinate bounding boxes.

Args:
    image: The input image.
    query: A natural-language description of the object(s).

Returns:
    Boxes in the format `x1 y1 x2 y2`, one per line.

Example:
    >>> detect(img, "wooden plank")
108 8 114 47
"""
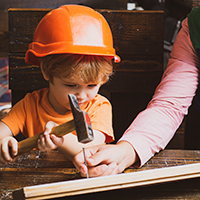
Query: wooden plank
12 163 200 200
9 9 164 54
2 149 200 192
0 149 200 199
9 53 162 93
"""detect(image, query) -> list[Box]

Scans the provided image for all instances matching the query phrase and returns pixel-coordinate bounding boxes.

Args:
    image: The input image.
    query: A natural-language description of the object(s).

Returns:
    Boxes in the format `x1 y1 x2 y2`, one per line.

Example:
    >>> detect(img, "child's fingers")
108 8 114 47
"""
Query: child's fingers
44 121 58 135
0 153 8 164
0 137 18 164
37 141 45 152
44 134 57 149
0 144 8 164
38 121 62 152
50 134 64 146
1 142 13 162
8 138 18 156
37 135 47 151
38 134 57 151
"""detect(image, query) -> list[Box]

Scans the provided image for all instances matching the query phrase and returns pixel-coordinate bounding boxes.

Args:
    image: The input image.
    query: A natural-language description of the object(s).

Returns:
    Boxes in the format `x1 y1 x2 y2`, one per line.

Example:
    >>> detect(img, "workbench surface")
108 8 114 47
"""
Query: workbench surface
1 149 200 199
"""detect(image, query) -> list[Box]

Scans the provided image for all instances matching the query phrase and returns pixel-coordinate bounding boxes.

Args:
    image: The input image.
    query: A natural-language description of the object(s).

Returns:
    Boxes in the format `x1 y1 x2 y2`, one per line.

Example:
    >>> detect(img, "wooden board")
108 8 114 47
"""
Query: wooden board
13 162 200 200
1 149 200 199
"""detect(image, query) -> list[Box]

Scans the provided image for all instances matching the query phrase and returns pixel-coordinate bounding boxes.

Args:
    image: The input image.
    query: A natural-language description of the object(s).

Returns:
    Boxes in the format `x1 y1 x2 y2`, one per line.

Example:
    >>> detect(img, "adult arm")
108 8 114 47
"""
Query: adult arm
73 18 200 176
73 141 137 176
119 18 200 167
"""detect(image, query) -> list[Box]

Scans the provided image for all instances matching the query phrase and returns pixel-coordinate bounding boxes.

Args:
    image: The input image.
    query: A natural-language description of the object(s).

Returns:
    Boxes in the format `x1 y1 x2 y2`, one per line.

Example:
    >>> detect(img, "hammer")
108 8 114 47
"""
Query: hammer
14 94 94 156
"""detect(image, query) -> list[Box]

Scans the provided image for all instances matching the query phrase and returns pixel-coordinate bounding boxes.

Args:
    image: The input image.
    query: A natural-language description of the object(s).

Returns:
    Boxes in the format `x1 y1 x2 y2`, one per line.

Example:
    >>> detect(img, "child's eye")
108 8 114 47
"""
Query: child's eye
88 84 97 88
65 84 77 87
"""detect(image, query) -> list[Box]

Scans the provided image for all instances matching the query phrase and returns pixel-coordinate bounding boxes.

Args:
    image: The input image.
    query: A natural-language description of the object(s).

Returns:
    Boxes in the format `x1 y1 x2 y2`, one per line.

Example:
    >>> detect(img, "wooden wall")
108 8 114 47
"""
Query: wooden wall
0 0 128 58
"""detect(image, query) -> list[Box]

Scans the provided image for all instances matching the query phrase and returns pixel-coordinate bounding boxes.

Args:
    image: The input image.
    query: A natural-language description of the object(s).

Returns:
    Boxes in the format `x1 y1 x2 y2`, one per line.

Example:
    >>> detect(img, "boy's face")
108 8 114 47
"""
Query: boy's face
48 76 101 114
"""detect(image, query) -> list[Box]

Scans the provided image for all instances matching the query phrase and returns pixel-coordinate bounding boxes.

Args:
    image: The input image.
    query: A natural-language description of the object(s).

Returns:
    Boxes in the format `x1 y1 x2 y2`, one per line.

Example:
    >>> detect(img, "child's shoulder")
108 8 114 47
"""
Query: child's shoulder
91 94 111 105
23 88 48 102
25 88 48 98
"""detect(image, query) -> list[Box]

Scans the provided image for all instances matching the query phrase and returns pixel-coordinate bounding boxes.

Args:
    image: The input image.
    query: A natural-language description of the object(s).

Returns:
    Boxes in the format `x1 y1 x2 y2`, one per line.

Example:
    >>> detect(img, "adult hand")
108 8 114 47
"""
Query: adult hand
73 141 138 177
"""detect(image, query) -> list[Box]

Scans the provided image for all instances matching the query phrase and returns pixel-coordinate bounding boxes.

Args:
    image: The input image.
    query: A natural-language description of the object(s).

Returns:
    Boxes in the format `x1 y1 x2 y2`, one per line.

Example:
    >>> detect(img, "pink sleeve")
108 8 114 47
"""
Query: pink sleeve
119 18 200 167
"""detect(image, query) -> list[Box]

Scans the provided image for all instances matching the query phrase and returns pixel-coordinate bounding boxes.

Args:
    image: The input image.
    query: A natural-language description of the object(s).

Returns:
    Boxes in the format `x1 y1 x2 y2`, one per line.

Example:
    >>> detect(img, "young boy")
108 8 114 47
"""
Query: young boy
0 4 120 164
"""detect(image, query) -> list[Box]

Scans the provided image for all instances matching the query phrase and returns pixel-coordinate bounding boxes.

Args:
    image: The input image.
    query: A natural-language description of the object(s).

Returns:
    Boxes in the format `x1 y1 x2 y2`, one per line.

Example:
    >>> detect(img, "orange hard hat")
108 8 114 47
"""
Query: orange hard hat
25 4 120 66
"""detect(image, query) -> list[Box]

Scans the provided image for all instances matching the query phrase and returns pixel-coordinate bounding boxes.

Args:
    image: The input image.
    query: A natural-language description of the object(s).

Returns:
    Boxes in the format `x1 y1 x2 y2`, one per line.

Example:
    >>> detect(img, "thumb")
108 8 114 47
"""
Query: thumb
44 121 58 135
50 134 64 146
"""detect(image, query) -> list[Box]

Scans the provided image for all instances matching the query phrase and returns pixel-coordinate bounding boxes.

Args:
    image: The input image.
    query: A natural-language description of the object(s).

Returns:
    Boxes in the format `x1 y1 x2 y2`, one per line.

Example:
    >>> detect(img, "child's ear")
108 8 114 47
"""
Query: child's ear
41 68 49 81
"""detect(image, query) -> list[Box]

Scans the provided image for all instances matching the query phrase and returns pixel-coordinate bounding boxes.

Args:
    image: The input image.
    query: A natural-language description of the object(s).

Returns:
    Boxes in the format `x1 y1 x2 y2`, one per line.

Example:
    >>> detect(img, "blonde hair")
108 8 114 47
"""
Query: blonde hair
40 54 113 84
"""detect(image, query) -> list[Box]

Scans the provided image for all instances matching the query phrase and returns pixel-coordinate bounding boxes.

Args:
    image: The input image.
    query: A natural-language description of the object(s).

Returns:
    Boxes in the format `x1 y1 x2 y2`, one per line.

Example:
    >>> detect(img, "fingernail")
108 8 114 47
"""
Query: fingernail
80 167 86 174
43 131 48 136
80 170 85 174
102 165 107 172
87 158 93 163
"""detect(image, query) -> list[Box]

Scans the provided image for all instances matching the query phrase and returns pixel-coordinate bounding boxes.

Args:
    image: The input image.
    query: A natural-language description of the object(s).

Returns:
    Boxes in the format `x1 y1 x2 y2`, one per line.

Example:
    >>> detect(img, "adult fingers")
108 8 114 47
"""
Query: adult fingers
73 146 99 165
86 145 114 166
86 162 118 177
73 146 99 175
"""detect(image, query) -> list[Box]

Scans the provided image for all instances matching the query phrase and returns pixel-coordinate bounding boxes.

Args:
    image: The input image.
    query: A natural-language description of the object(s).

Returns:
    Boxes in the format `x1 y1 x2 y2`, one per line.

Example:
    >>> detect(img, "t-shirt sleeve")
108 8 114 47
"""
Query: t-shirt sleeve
1 98 26 137
87 95 114 143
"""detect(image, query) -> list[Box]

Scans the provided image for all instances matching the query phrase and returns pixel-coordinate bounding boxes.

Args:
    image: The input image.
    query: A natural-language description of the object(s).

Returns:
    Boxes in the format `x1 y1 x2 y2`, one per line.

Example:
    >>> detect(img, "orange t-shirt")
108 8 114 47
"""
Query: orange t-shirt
1 88 114 143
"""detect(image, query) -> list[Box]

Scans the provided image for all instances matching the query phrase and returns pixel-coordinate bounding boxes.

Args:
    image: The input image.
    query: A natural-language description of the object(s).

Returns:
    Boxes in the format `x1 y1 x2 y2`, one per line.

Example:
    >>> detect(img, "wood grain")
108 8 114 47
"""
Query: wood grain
12 163 200 200
1 149 200 199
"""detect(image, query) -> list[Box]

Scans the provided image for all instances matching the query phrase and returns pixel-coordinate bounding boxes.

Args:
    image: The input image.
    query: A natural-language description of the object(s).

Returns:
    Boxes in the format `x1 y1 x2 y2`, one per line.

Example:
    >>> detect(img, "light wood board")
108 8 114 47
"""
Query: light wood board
12 163 200 200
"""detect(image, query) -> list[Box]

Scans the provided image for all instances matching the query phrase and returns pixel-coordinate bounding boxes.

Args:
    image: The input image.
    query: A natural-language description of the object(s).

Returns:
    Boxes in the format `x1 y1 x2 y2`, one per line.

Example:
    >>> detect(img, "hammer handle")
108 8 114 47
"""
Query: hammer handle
16 120 75 156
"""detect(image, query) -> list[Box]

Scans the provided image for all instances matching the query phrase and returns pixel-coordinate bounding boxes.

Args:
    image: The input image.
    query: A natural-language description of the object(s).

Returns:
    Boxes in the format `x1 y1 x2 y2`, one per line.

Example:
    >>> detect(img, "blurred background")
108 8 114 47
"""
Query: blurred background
0 0 194 108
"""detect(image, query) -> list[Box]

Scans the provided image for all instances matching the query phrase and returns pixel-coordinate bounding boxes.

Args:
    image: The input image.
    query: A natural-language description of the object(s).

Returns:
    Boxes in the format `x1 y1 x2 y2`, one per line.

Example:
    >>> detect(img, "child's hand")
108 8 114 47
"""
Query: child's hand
37 121 64 152
0 136 18 164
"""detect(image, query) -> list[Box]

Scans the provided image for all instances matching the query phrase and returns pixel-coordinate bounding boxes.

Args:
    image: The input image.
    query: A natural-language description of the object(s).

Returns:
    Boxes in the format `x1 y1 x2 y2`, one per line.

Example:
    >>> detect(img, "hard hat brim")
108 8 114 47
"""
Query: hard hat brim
25 41 120 65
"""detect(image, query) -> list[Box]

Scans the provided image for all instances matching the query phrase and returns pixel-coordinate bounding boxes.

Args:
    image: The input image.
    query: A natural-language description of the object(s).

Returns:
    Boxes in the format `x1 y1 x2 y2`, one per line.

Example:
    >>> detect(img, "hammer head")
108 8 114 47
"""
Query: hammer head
68 94 94 143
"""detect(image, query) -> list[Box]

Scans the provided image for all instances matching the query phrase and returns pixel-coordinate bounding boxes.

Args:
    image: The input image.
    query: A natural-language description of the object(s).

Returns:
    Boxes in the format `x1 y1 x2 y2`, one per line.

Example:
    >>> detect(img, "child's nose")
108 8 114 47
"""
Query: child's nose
75 90 87 100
